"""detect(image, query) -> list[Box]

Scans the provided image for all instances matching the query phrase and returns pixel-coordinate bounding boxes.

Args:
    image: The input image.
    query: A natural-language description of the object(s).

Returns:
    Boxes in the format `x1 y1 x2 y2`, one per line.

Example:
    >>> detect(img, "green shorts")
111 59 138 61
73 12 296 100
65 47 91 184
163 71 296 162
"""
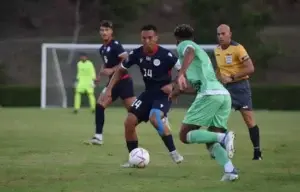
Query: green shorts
76 85 94 94
182 94 232 129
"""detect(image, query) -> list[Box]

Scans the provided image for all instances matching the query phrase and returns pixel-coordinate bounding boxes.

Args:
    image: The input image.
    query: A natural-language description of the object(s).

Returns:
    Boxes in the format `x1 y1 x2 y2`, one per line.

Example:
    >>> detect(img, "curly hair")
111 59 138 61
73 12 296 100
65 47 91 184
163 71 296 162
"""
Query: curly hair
174 24 194 39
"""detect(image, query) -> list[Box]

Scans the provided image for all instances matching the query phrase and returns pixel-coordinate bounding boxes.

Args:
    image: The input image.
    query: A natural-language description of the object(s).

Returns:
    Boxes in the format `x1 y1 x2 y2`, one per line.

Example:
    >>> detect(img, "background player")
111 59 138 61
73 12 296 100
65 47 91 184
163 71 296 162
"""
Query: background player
171 24 238 181
102 24 183 167
214 24 262 160
85 20 136 145
73 53 96 114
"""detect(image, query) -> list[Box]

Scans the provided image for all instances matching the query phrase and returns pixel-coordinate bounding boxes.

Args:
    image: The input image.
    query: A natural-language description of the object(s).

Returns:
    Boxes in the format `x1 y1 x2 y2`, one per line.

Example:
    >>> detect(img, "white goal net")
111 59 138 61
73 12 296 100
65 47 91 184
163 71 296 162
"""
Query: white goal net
40 43 217 109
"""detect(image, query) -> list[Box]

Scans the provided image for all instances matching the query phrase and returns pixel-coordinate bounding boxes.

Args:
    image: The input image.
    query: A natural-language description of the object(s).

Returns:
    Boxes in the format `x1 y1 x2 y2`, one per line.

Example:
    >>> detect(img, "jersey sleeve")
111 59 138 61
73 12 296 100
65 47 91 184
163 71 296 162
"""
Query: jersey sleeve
113 41 127 57
121 50 137 69
89 61 96 80
177 41 195 57
237 45 250 62
76 62 81 80
166 51 180 70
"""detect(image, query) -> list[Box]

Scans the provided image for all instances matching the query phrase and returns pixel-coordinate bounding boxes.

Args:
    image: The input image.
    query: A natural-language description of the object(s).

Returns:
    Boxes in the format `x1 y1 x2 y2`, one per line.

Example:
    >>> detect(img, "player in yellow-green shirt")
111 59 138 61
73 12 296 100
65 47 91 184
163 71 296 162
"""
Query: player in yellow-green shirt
74 53 96 113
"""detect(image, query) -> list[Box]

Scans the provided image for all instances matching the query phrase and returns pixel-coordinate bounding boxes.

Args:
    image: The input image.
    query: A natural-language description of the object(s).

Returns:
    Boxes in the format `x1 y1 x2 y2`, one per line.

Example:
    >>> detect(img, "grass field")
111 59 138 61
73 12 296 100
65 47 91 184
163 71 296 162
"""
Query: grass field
0 108 300 192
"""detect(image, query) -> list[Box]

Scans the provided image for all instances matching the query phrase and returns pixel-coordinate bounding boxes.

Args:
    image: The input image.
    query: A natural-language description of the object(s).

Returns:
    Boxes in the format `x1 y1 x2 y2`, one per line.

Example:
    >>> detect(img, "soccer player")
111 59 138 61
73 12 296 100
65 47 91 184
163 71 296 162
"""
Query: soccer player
214 24 262 160
170 24 238 181
85 20 136 145
102 24 183 167
73 53 96 113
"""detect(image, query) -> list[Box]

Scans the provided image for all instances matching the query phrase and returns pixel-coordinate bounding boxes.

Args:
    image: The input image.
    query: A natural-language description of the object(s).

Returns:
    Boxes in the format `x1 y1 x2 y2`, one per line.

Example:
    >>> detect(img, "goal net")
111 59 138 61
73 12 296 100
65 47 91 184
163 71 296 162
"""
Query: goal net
41 43 217 109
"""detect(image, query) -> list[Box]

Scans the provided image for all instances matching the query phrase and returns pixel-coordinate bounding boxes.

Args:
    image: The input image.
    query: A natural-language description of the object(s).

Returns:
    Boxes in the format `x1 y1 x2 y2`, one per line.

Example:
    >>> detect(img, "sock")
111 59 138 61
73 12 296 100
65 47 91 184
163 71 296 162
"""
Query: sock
88 93 96 111
210 143 233 171
95 104 105 134
95 134 102 140
187 130 220 144
248 125 260 151
74 92 81 110
161 135 176 152
126 140 138 153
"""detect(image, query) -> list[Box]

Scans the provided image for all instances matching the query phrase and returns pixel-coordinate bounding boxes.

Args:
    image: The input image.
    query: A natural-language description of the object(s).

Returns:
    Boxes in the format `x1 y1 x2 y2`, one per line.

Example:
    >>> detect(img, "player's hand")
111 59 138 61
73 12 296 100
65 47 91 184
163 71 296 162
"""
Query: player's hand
168 91 179 104
161 83 173 95
101 68 114 76
101 88 112 103
94 76 101 84
177 74 187 90
220 75 232 84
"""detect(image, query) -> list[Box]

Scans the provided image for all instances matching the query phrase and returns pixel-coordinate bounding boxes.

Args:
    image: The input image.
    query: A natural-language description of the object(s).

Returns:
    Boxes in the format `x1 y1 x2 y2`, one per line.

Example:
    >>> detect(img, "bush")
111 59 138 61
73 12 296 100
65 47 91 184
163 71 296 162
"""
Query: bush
1 85 300 110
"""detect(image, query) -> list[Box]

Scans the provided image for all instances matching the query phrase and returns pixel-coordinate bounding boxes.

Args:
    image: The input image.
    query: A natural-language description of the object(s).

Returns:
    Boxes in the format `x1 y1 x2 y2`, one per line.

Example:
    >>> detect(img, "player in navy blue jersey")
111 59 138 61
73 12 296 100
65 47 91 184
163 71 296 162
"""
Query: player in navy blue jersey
102 24 183 167
85 20 136 145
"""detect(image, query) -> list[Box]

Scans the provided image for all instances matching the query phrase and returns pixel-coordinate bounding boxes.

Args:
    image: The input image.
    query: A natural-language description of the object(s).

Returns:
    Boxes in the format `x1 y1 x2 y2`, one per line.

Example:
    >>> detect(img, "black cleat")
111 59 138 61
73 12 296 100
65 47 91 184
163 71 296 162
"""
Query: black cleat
253 150 262 160
73 110 78 114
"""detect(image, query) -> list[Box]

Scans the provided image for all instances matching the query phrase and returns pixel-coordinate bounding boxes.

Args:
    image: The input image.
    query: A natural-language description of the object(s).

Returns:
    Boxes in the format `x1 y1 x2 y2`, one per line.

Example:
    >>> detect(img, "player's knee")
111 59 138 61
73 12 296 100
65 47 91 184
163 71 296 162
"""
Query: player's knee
240 110 256 128
149 109 164 136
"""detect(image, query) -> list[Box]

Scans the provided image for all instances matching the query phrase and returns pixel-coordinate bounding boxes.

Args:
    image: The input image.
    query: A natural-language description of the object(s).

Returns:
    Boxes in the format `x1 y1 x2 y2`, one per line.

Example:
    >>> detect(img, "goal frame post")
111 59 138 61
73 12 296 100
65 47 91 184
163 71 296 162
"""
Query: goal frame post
40 43 217 109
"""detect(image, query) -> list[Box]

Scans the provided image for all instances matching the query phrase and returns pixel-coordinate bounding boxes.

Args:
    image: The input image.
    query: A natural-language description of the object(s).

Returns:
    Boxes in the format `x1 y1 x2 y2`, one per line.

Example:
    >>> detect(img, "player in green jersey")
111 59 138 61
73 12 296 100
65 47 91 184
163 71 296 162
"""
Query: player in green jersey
74 53 96 113
170 24 238 181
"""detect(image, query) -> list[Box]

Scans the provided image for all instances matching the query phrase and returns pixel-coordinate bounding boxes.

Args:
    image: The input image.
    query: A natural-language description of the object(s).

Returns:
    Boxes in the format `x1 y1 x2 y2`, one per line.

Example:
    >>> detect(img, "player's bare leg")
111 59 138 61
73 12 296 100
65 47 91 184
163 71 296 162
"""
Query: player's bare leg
149 109 183 164
84 92 112 145
179 124 238 181
240 110 262 160
121 113 140 168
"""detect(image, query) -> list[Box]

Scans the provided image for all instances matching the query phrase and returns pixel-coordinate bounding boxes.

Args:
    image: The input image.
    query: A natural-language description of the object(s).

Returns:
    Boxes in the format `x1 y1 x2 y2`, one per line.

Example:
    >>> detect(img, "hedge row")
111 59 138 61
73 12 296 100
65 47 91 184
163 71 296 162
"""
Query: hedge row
0 85 300 110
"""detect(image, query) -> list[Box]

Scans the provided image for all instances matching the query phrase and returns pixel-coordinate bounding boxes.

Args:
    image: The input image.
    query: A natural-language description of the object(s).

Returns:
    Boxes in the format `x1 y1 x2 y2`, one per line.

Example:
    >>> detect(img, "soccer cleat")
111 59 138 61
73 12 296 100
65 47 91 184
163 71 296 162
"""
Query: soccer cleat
220 169 239 182
170 151 184 164
222 131 235 159
253 150 263 160
73 110 78 114
84 137 103 145
120 162 136 168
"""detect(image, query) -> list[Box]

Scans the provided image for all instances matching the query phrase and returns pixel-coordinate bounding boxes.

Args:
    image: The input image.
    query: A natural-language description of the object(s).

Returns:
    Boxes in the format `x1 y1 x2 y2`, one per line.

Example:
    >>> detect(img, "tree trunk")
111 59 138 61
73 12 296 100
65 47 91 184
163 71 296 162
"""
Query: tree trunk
67 0 82 65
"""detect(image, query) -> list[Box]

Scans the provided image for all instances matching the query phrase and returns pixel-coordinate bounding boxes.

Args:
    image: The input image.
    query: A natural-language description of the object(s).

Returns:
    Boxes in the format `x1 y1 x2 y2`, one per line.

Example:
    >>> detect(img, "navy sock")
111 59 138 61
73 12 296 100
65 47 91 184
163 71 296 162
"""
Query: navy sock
126 141 138 153
161 135 176 152
95 104 105 134
249 125 260 151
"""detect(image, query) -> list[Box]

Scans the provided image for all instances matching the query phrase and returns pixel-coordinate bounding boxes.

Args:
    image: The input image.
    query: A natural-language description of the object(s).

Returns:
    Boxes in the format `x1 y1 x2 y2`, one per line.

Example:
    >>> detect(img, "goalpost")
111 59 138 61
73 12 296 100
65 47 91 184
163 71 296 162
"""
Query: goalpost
41 43 217 109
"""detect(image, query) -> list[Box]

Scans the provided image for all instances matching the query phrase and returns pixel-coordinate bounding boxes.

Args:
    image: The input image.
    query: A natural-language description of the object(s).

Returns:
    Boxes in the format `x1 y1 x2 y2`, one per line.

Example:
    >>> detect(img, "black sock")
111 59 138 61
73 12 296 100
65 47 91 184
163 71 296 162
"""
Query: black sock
248 125 260 151
126 141 138 153
161 135 176 152
95 104 105 134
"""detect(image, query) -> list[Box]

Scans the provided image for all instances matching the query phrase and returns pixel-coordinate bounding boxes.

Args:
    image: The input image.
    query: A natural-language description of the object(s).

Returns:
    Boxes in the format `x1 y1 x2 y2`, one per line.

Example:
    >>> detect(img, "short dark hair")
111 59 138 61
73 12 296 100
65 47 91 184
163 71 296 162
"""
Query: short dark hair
174 24 194 39
100 20 113 29
141 24 157 32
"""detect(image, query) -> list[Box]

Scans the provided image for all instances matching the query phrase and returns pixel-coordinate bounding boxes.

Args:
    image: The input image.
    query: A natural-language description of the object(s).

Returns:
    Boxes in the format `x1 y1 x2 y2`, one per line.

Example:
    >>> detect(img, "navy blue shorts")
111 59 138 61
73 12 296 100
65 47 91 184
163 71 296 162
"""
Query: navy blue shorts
110 77 135 101
129 90 172 122
225 79 253 110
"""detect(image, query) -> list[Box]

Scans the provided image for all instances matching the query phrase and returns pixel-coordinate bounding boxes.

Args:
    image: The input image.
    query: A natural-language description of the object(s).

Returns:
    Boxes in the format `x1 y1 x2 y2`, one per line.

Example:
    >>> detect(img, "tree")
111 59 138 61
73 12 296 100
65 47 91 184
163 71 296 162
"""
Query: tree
186 0 278 80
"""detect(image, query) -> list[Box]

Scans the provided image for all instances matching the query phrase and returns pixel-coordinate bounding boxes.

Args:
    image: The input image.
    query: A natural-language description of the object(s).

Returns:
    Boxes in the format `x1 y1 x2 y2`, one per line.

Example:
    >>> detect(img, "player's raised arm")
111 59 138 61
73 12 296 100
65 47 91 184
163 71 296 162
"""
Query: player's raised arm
231 45 254 80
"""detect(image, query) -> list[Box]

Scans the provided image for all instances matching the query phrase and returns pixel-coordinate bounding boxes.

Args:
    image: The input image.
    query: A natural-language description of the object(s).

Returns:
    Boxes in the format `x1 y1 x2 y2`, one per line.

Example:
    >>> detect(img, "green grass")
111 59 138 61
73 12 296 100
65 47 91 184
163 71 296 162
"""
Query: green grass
0 108 299 192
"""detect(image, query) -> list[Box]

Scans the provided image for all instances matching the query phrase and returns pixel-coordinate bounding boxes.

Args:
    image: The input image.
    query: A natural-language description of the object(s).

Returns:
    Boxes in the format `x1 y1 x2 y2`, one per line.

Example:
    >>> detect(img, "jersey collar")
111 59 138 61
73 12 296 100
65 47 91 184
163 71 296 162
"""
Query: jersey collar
143 44 159 56
103 38 113 46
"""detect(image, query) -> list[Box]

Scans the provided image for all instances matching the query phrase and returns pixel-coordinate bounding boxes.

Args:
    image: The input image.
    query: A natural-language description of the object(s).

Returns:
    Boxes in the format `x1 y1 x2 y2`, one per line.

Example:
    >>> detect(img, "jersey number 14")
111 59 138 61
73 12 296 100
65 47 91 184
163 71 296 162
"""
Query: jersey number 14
143 68 152 77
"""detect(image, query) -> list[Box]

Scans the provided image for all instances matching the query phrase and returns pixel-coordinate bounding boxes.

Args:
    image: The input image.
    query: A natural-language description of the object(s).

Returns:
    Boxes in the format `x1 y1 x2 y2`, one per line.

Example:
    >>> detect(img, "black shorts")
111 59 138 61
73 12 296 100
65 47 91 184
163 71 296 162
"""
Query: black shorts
105 77 135 101
225 79 253 110
129 90 172 122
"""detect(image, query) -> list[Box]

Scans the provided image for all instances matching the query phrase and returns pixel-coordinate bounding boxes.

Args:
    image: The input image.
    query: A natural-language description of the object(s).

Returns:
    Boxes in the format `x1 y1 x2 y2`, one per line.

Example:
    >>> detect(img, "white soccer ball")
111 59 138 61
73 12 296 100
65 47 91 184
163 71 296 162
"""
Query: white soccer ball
129 147 150 168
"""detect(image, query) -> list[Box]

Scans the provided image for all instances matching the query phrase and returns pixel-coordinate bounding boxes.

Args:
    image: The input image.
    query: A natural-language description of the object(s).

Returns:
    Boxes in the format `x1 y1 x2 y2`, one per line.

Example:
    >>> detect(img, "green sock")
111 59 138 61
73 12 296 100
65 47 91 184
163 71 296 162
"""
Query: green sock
74 92 81 110
210 143 229 166
187 130 219 144
88 93 96 111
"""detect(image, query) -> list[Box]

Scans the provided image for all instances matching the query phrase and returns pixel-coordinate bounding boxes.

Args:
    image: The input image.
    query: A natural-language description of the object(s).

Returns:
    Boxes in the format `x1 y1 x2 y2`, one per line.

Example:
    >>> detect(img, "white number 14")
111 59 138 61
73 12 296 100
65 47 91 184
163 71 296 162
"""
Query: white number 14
143 68 152 77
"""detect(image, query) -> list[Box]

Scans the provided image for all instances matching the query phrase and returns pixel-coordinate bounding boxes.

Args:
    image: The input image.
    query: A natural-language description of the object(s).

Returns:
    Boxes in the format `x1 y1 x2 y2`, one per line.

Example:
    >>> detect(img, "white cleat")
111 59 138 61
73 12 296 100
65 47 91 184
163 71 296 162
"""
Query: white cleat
84 137 103 145
222 131 235 159
170 151 184 164
220 171 239 182
120 162 135 168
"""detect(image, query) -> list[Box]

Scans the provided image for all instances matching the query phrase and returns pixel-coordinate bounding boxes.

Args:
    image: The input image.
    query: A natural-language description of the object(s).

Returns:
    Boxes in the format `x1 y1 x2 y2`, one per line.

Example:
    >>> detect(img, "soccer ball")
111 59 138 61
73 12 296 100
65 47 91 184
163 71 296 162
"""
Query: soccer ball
129 147 150 168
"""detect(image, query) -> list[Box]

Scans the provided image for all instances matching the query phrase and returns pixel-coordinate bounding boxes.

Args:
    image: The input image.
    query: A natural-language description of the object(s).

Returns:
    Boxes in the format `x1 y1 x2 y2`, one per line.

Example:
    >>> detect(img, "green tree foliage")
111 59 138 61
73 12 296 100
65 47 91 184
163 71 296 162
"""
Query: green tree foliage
186 0 279 79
